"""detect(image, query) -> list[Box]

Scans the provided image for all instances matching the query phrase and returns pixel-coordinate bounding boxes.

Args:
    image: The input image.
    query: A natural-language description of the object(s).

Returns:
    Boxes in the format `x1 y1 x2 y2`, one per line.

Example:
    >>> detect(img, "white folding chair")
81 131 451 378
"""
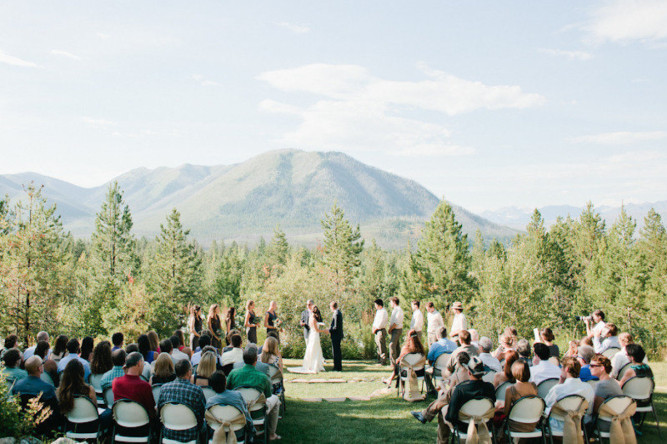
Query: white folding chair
449 398 495 443
615 362 631 381
267 364 285 415
537 378 559 399
495 381 513 403
64 395 105 440
152 384 162 404
201 386 217 401
622 376 661 436
237 387 267 443
104 386 115 408
159 403 199 444
545 394 588 443
206 405 246 444
113 399 151 443
397 353 426 397
90 373 105 407
504 395 546 442
595 395 635 441
602 348 621 359
432 353 451 383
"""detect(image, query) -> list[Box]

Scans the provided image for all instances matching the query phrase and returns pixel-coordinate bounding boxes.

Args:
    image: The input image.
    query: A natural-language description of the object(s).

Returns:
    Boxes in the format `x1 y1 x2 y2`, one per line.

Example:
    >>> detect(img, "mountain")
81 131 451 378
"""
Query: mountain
481 202 667 231
0 150 518 248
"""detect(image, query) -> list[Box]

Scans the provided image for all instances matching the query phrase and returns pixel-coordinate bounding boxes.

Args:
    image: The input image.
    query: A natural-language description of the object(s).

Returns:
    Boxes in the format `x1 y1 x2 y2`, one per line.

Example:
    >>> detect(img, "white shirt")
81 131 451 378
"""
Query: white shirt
171 349 189 363
530 360 562 385
410 309 424 332
372 308 388 330
591 320 607 336
220 348 244 366
450 312 468 336
478 352 502 372
427 310 445 334
593 335 620 354
544 378 595 433
390 306 404 330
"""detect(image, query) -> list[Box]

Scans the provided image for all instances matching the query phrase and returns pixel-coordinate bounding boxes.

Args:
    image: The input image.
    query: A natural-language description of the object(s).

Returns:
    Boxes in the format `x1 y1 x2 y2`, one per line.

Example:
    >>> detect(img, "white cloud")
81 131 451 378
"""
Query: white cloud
588 0 667 43
192 74 220 87
276 22 311 34
82 117 116 127
571 131 667 145
257 63 542 156
50 49 81 60
96 32 111 40
539 48 592 61
0 50 39 68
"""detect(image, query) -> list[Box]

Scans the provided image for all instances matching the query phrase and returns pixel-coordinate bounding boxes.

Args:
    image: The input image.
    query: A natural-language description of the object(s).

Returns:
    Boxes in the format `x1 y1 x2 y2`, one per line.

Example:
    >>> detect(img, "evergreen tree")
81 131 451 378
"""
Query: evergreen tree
267 225 289 267
214 244 246 309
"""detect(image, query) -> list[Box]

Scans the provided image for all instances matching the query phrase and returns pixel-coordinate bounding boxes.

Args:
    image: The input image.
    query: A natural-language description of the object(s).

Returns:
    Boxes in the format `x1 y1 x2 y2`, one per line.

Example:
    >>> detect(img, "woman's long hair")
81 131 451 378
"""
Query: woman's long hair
405 329 425 355
147 331 160 352
260 337 280 364
153 353 175 380
137 334 151 360
53 335 68 357
311 306 322 322
80 336 95 362
225 307 236 322
245 300 254 313
57 359 88 413
197 352 217 379
208 304 220 320
503 350 520 383
90 341 113 375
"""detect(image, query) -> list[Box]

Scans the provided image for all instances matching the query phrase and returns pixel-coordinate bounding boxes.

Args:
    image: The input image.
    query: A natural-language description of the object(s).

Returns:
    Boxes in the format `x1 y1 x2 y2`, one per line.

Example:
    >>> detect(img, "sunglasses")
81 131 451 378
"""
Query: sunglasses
589 364 603 368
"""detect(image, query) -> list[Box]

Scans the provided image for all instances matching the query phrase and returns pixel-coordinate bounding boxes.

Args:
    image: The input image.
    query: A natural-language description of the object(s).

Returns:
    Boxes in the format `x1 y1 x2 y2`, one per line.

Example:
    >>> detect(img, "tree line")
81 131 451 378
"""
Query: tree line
1 183 665 358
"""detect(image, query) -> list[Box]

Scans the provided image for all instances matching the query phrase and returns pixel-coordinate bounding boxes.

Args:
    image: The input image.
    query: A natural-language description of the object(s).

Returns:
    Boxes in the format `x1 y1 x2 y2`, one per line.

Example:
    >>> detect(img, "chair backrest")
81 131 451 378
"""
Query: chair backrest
458 398 494 424
602 348 621 359
622 376 654 402
434 353 451 372
550 394 586 421
67 395 99 423
616 362 631 381
597 395 635 423
201 386 217 401
267 364 282 383
401 353 425 370
236 387 264 412
507 395 545 425
206 405 246 432
537 378 559 399
495 381 513 402
113 399 151 429
152 384 162 403
103 387 114 407
160 403 198 431
89 373 104 393
482 371 496 384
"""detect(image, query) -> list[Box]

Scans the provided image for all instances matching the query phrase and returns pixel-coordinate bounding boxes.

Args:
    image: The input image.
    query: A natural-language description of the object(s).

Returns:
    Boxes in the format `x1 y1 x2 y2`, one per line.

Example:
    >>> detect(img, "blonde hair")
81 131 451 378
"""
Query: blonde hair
260 337 280 364
154 352 174 379
197 351 217 379
208 304 219 320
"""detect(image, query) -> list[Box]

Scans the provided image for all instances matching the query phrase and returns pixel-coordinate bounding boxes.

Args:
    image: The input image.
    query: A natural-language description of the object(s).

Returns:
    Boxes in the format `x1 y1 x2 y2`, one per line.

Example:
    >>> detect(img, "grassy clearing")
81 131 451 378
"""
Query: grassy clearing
277 359 666 443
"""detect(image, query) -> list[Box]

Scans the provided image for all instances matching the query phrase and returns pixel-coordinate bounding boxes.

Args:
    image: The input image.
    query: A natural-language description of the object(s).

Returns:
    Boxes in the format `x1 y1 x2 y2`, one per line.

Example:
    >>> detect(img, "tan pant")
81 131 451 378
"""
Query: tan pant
375 329 388 364
389 328 402 365
422 398 451 443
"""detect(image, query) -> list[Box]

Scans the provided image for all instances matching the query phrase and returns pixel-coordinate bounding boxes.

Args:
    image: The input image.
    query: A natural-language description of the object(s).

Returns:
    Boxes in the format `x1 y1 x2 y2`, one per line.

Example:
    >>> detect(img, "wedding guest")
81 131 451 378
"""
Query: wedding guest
11 355 60 435
245 300 260 345
1 349 27 383
57 339 91 382
80 336 94 362
426 302 445 347
590 354 623 413
111 333 124 352
383 329 425 387
147 331 160 354
191 335 212 367
1 334 18 360
260 336 283 372
576 345 598 382
493 350 520 387
372 299 389 365
619 344 653 386
24 331 49 360
173 330 186 351
113 352 156 422
585 309 607 337
51 335 69 363
90 341 113 383
540 328 560 358
610 333 647 378
58 359 112 430
207 304 223 349
101 349 126 392
446 330 478 374
188 305 203 351
193 351 217 387
477 337 502 372
593 323 620 354
206 371 255 438
220 334 244 373
496 361 538 436
151 352 176 385
169 336 190 362
35 341 58 386
158 360 207 442
137 334 157 364
530 342 561 385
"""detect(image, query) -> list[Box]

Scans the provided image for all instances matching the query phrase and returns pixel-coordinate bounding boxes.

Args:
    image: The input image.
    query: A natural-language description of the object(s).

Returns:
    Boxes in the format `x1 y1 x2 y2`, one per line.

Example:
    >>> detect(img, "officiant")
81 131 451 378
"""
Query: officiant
329 301 344 371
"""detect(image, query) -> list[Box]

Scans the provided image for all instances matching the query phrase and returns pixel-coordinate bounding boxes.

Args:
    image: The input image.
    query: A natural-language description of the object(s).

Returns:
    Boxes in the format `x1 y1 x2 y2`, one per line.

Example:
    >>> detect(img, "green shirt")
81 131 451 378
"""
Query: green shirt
227 364 272 398
2 367 28 383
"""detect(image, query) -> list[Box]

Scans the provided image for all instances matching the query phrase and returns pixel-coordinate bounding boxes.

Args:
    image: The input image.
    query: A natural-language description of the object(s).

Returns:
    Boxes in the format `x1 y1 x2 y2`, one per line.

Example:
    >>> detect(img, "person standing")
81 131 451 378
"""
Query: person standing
207 304 223 350
372 299 389 365
426 302 445 347
224 307 236 346
449 301 468 341
329 301 344 372
244 300 259 344
264 301 280 340
300 300 314 343
188 305 203 351
410 301 424 340
388 297 404 366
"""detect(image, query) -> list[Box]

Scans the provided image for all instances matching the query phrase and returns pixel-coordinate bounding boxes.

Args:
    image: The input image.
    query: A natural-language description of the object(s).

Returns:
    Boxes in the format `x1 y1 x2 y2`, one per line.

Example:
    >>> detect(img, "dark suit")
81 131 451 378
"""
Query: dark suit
330 309 344 371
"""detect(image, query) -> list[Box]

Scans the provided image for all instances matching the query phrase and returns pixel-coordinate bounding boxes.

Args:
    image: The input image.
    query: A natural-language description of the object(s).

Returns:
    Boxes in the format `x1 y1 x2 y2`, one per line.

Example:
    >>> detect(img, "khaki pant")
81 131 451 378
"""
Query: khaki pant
389 328 402 365
375 329 388 365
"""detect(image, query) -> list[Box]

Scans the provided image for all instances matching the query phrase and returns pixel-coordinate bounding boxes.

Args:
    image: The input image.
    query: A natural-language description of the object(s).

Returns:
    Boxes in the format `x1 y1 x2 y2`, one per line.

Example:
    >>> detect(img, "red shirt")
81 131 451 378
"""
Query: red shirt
112 374 155 414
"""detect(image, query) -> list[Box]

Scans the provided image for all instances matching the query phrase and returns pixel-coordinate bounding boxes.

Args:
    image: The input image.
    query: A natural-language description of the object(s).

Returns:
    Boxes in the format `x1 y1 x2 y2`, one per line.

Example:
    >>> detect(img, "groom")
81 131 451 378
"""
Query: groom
329 301 344 372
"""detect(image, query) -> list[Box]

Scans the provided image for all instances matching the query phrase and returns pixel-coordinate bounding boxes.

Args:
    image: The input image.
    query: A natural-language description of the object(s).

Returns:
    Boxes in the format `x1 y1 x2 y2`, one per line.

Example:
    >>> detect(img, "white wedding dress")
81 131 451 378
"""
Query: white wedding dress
288 315 325 374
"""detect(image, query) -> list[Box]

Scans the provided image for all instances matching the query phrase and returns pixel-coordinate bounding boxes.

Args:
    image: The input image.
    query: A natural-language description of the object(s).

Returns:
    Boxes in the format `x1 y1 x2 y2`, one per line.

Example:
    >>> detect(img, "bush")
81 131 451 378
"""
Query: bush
0 371 50 439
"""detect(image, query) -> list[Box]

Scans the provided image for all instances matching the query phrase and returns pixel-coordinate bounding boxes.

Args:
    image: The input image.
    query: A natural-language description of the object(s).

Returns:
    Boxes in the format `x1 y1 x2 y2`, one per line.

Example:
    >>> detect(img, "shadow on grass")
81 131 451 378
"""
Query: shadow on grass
638 391 665 444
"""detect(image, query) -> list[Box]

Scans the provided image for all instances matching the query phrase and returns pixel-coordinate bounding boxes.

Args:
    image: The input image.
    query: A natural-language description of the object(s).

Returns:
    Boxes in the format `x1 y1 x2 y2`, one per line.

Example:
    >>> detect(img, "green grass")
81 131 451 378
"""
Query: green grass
276 359 667 443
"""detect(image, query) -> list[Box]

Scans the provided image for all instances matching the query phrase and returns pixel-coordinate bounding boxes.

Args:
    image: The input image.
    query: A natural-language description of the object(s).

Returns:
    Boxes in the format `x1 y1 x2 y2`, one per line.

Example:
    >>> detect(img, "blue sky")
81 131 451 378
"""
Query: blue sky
1 0 666 212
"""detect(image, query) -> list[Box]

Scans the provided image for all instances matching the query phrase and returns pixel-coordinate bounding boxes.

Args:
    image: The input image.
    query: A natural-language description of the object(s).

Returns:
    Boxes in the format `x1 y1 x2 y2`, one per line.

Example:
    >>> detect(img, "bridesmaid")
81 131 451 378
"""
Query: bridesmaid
207 304 223 350
188 305 203 351
245 300 259 344
265 300 280 340
225 307 237 346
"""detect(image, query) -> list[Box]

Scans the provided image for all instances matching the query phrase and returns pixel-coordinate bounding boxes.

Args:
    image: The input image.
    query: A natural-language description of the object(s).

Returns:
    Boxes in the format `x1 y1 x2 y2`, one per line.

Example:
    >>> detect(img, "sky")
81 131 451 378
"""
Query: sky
1 1 666 213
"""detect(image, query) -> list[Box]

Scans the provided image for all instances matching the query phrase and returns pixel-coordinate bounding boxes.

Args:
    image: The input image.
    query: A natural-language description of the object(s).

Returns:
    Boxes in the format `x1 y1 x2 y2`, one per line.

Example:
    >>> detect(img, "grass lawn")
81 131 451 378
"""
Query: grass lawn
276 359 666 444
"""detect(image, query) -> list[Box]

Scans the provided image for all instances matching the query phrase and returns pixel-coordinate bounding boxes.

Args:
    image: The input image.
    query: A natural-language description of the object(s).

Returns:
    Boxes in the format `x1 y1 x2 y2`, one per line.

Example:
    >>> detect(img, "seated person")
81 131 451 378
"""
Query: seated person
411 356 495 443
170 336 190 362
23 331 49 360
158 359 206 442
150 352 176 385
227 345 281 441
112 352 156 421
190 335 212 367
496 360 538 433
493 350 519 387
477 337 502 372
516 339 532 367
590 354 623 419
1 334 19 360
619 343 653 387
259 337 283 372
57 359 112 432
11 355 60 435
540 328 560 358
593 323 620 354
576 345 598 382
1 349 28 383
206 370 255 439
446 330 478 375
492 333 516 361
564 339 579 359
610 332 642 379
193 351 217 386
34 341 58 386
57 339 91 382
382 329 425 387
220 335 244 369
544 357 595 435
100 349 126 392
530 342 561 385
111 332 124 352
468 329 480 348
427 326 457 365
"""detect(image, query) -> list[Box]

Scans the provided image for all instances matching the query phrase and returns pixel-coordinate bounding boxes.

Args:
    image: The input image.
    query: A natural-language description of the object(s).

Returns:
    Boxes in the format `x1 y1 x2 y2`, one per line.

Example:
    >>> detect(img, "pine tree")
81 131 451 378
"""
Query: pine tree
267 226 289 267
214 244 246 309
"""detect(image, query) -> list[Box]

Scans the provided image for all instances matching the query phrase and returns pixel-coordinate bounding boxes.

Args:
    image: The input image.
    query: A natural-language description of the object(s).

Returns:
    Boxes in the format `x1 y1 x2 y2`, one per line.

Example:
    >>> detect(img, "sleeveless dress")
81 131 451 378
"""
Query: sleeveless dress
191 316 203 350
210 316 222 349
266 311 279 339
247 311 257 344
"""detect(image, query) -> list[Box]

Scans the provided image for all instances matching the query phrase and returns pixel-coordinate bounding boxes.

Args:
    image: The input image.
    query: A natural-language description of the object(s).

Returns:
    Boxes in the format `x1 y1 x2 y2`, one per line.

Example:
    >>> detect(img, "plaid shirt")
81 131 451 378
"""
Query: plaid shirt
157 377 206 441
100 366 125 392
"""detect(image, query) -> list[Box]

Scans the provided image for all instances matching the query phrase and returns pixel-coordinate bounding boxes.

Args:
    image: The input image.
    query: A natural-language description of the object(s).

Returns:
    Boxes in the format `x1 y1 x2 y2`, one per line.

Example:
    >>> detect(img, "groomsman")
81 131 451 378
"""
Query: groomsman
329 302 344 372
410 300 424 339
388 297 404 366
300 300 314 343
372 299 388 365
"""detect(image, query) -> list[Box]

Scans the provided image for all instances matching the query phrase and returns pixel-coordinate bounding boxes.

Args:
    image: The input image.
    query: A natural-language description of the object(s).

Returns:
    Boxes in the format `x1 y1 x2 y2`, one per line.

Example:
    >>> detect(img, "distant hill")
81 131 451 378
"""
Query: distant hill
0 150 519 248
481 202 667 232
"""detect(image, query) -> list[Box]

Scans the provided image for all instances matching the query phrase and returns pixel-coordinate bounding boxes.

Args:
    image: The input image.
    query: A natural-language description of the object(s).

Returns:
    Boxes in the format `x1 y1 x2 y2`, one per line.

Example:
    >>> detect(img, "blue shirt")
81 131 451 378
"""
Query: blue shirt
206 389 255 434
100 366 125 392
57 354 91 382
427 338 458 364
11 375 56 401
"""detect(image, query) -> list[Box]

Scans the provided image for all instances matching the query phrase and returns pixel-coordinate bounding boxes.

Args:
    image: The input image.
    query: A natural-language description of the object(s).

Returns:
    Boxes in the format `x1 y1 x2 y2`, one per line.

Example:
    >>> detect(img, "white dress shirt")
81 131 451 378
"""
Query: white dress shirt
410 309 424 333
373 308 388 330
427 310 445 334
478 352 502 372
593 335 620 354
591 321 607 336
530 360 562 385
220 347 244 366
390 306 404 330
544 377 595 434
450 312 468 336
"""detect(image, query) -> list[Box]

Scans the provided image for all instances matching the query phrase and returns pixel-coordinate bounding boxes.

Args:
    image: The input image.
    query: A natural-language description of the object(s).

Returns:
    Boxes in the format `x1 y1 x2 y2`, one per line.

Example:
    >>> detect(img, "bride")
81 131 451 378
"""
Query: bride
288 305 328 374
